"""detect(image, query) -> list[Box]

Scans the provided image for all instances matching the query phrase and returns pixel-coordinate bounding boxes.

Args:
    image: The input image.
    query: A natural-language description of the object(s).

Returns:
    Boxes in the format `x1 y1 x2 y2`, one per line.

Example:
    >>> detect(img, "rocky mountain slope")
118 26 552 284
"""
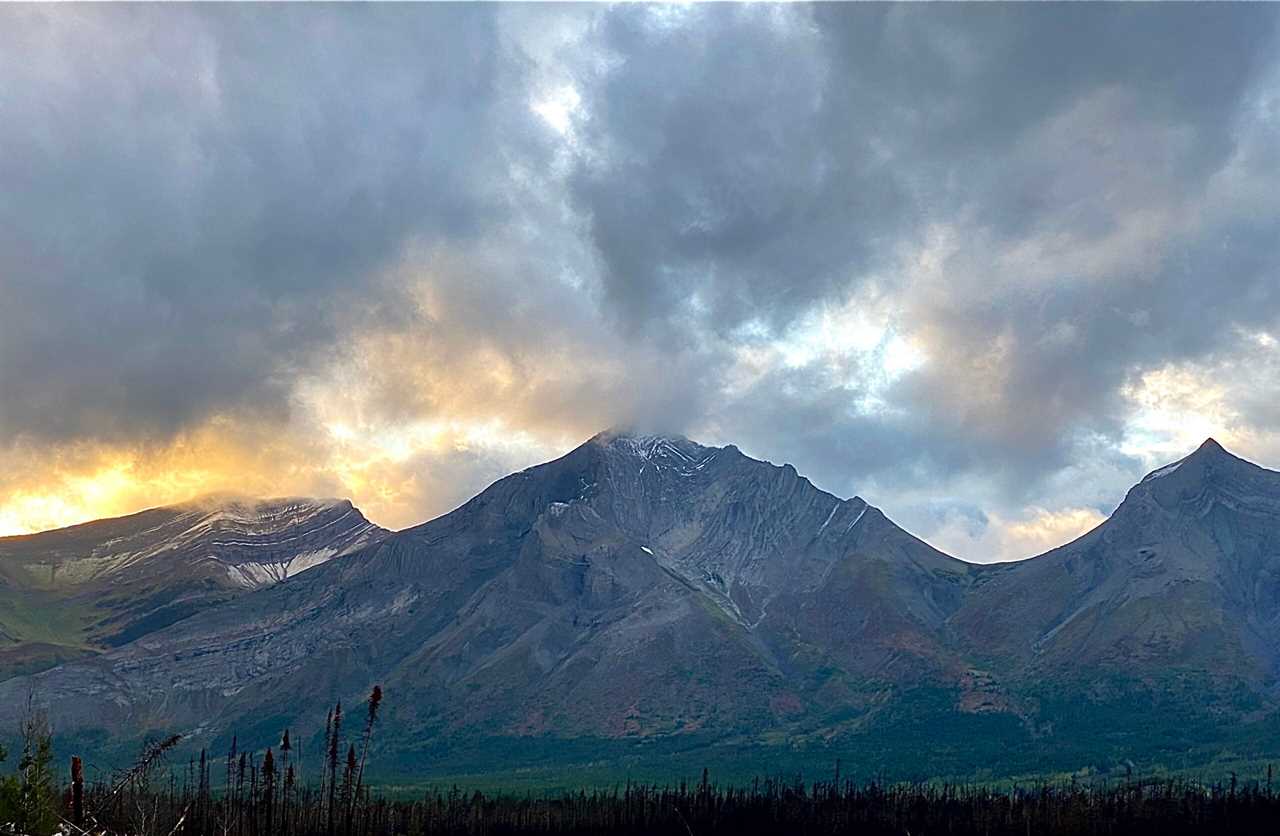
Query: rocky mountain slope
0 432 978 745
956 439 1280 681
0 496 387 677
3 433 1279 781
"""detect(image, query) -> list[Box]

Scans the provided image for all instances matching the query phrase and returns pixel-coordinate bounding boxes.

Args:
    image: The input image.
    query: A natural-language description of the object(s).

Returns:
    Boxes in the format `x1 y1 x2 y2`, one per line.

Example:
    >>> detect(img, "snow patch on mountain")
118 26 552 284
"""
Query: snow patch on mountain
599 431 721 477
1142 461 1183 482
8 496 385 590
223 544 363 589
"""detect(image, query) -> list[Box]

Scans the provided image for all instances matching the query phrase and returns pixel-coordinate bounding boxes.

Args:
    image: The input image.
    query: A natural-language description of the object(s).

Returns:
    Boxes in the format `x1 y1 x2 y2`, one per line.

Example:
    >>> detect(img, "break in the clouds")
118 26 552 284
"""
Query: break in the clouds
1 5 1279 560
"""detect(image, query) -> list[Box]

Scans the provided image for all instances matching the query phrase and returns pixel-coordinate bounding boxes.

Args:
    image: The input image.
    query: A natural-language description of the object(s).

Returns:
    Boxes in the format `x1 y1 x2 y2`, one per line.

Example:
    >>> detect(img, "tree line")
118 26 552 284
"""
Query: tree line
4 686 1280 835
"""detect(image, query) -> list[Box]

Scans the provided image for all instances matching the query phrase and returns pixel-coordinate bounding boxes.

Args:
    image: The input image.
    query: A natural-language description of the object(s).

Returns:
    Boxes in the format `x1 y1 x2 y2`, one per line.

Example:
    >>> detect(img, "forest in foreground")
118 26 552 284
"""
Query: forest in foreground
7 762 1280 836
4 688 1280 835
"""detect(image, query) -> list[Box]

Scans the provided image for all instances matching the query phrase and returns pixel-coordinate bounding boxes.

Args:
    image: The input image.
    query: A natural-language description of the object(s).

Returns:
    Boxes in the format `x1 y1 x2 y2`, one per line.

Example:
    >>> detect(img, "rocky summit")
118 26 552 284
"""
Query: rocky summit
2 432 1280 781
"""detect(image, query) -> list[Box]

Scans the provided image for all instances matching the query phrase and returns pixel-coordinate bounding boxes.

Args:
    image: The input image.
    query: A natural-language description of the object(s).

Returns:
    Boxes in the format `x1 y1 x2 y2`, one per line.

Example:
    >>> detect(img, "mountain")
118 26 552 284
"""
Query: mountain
0 431 981 764
3 433 1280 782
0 496 387 678
957 439 1280 679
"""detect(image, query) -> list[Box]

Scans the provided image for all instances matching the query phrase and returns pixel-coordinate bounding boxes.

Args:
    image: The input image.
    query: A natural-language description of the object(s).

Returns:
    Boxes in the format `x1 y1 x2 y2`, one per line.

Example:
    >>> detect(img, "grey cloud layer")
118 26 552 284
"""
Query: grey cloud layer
2 5 1279 556
0 5 524 441
565 5 1280 480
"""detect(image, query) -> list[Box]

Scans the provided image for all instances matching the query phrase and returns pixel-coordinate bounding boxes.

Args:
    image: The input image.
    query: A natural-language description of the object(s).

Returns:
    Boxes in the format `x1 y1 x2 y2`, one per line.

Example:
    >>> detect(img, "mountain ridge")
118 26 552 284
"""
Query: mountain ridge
0 495 389 678
0 430 976 734
3 431 1279 781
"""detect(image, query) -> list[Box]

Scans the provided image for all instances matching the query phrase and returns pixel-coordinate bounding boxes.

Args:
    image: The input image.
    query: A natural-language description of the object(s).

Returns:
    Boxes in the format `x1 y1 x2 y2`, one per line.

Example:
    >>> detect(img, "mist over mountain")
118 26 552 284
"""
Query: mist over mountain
2 431 1279 781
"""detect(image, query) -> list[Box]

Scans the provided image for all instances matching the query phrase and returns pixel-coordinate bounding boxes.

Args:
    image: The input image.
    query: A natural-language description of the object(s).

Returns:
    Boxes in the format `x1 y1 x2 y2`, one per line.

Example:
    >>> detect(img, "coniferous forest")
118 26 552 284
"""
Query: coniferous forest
4 688 1280 836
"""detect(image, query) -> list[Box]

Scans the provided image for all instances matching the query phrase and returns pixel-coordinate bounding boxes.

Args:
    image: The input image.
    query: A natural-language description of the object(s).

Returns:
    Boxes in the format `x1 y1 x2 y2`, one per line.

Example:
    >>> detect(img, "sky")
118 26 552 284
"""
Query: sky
1 4 1279 562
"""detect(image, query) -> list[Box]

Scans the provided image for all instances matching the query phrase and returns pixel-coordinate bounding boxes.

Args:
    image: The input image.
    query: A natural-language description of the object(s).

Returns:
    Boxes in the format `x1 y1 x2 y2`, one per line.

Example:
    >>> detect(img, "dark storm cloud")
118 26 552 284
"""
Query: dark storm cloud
568 5 1275 331
563 3 1280 491
568 5 881 339
2 3 1280 553
0 4 542 442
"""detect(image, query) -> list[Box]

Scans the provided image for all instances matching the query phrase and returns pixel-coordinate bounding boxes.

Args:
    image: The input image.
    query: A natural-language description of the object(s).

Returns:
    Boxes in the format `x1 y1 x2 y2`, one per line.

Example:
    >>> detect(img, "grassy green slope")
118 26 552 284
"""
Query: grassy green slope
0 581 99 678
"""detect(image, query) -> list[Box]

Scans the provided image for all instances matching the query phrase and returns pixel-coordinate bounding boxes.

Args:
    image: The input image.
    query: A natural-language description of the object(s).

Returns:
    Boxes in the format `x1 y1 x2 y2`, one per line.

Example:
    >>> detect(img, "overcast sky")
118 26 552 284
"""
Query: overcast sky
2 4 1279 560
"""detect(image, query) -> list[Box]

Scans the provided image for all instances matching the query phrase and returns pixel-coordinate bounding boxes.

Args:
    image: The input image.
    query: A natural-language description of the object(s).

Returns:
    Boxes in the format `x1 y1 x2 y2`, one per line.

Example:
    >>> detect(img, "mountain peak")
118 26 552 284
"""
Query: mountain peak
1139 438 1235 483
1190 436 1229 459
592 426 700 447
589 428 720 467
1130 436 1279 515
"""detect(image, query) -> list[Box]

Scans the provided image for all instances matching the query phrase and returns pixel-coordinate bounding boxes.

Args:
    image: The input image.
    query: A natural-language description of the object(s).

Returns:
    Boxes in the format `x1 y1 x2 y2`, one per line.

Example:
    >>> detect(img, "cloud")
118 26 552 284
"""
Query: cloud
2 5 1279 559
915 503 1107 564
0 5 525 444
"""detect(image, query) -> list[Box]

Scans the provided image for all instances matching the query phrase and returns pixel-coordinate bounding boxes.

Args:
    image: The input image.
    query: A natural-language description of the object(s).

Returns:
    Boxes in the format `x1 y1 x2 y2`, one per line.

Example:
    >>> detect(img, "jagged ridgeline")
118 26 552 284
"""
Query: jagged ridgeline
3 432 1280 782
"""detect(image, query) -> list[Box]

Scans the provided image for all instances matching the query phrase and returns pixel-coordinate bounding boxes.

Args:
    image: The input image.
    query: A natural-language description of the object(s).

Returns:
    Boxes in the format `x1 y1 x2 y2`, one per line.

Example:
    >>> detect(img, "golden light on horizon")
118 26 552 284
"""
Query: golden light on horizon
0 280 615 538
0 453 224 537
0 410 570 538
0 415 337 537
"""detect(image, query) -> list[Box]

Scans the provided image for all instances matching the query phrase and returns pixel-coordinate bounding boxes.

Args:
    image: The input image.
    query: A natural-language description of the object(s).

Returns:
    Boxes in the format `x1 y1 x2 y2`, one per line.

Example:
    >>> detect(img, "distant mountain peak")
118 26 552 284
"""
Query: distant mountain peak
1139 437 1242 483
596 428 706 453
592 426 702 448
1198 436 1226 454
1182 436 1234 466
585 428 725 474
1128 437 1279 518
